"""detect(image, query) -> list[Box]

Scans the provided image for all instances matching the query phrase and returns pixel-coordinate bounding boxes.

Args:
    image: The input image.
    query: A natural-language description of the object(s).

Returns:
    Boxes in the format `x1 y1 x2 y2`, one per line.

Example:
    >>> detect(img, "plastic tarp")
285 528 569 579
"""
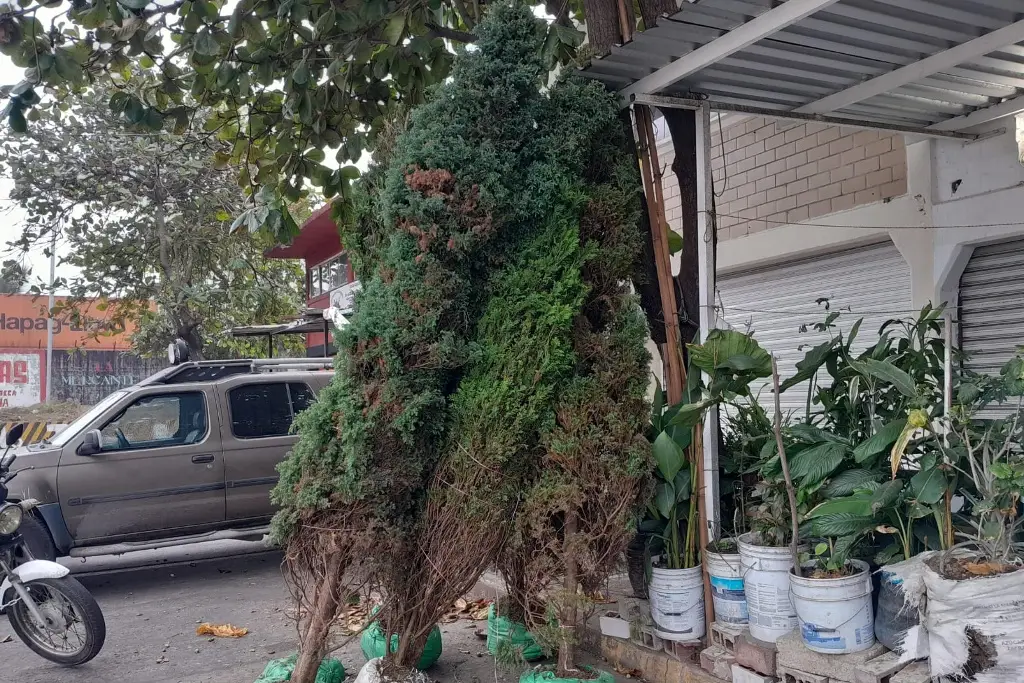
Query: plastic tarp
487 605 545 662
518 666 614 683
887 551 1024 682
360 622 442 670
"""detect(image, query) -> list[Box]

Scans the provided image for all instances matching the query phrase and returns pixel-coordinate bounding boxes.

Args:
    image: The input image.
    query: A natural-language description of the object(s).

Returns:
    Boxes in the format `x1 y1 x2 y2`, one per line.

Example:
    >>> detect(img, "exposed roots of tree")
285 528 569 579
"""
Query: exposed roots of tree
283 507 372 683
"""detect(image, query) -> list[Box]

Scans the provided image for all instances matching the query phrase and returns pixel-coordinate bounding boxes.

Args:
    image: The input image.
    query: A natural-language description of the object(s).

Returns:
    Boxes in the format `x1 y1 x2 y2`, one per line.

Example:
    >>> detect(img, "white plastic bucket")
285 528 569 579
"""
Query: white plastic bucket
648 565 706 641
706 548 747 625
790 559 875 654
737 532 806 643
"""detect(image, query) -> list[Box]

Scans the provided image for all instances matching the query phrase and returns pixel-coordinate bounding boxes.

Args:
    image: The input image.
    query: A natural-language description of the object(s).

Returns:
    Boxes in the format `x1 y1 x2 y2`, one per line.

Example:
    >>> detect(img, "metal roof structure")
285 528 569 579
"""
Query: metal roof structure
580 0 1024 136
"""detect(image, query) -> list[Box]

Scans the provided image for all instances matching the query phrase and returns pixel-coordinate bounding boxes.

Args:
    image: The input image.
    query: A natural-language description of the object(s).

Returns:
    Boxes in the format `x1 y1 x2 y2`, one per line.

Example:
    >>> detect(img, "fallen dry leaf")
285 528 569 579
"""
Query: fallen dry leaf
0 635 12 644
588 592 614 604
614 665 642 678
196 623 249 638
965 561 1011 576
440 598 492 624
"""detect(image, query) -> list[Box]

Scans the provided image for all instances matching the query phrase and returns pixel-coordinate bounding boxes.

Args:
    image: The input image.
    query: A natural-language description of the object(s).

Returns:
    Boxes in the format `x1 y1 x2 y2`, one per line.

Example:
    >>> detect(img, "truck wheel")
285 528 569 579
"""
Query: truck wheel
15 514 59 564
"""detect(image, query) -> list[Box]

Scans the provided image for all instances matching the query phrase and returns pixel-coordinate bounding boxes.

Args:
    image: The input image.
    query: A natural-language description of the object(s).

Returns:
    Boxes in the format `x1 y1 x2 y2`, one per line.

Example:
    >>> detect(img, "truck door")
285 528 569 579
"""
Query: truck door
219 378 315 521
57 388 225 542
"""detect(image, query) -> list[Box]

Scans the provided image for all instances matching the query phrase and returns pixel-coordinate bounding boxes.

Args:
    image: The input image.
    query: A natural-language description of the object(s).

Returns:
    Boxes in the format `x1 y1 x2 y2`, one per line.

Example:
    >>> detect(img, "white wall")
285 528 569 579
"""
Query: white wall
715 115 1024 319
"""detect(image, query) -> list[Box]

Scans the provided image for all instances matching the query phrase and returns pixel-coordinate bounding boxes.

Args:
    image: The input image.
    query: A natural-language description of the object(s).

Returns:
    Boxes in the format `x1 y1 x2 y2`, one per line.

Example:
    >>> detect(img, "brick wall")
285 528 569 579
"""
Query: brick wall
659 117 907 241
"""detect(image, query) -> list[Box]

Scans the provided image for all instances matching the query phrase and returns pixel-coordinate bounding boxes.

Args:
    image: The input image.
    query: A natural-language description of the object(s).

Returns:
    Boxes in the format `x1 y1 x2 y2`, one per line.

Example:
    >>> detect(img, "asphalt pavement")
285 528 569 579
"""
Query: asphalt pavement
0 541 564 683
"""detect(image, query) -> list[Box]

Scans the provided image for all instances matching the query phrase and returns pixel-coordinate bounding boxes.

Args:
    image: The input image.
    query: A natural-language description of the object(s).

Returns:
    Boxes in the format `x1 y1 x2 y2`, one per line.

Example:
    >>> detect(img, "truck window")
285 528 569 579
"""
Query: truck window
229 382 314 439
100 392 208 451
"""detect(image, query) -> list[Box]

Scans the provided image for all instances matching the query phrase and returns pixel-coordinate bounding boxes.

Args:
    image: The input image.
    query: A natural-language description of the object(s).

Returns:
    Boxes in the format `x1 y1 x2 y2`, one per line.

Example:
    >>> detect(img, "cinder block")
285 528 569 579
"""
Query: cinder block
702 645 737 680
853 651 907 683
732 664 777 683
778 665 829 683
712 622 747 653
890 662 930 683
735 632 777 677
776 630 885 682
633 624 664 652
662 636 701 661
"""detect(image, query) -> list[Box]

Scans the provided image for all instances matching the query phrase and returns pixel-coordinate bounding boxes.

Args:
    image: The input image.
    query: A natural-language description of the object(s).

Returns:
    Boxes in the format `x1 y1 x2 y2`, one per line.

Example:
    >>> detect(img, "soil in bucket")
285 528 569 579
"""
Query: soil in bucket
706 540 747 626
791 559 875 654
737 532 807 643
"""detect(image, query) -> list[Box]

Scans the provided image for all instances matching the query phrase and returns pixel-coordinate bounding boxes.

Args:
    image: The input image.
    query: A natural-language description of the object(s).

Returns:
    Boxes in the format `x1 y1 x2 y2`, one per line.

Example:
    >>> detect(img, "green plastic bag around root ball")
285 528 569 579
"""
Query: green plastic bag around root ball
360 621 442 670
519 666 614 683
486 605 545 662
254 653 345 683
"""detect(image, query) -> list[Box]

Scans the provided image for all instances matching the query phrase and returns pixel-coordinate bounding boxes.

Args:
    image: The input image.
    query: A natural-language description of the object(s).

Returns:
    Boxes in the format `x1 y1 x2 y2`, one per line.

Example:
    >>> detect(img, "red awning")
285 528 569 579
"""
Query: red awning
265 203 342 260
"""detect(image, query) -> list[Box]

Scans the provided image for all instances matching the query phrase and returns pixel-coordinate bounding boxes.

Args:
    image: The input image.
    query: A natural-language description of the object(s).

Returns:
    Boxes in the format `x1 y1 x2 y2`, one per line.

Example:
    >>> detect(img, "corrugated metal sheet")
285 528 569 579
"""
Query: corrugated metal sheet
717 241 913 416
581 0 1024 130
959 238 1024 388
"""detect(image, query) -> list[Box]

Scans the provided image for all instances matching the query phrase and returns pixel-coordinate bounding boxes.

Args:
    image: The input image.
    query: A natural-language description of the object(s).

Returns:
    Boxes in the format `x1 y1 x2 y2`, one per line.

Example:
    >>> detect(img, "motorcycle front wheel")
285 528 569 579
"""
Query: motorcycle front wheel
7 576 105 665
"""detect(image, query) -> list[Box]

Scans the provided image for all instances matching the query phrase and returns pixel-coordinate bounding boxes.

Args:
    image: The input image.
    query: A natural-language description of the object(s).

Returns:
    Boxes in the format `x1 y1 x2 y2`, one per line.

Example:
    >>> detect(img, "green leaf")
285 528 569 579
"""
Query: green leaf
652 431 686 483
809 513 876 537
911 464 946 505
823 469 880 497
808 495 873 518
667 399 712 429
688 329 771 378
667 229 683 255
118 0 150 8
870 479 904 512
654 482 675 518
673 467 691 502
814 542 829 555
788 442 846 485
340 165 360 180
779 339 836 392
380 12 406 45
650 378 664 431
194 29 221 56
852 358 918 398
853 419 907 463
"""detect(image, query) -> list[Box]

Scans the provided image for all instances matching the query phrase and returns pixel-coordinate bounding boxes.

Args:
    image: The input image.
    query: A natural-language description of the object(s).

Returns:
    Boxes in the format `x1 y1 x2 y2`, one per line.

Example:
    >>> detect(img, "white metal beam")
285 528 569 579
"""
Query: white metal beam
619 0 841 102
928 94 1024 131
797 20 1024 115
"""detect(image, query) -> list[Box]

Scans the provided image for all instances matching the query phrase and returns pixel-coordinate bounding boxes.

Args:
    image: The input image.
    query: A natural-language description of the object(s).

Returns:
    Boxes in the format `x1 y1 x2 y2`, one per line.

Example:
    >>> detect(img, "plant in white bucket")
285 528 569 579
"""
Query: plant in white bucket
790 542 875 654
640 330 775 642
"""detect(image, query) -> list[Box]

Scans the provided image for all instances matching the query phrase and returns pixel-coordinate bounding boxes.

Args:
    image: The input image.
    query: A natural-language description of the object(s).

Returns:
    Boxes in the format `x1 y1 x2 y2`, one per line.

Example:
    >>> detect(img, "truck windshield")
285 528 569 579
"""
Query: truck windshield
48 390 131 448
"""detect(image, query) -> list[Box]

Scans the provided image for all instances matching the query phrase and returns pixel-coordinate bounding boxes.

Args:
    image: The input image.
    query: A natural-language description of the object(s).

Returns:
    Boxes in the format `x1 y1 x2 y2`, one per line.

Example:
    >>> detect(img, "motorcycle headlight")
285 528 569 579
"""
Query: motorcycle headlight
0 504 23 536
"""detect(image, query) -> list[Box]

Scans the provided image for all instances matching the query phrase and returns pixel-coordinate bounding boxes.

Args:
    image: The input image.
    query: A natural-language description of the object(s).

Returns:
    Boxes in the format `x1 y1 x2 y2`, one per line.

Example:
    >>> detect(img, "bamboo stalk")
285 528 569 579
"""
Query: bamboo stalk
771 355 801 578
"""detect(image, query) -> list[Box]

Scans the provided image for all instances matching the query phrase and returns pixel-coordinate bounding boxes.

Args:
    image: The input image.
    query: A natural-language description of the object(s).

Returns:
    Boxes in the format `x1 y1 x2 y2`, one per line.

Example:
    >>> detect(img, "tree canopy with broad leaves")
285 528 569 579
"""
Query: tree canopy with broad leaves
0 0 677 239
0 80 306 358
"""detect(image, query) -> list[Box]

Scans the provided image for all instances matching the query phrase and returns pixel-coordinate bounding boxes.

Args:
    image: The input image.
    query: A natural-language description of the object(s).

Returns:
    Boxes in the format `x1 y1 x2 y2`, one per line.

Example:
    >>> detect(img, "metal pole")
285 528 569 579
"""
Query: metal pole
323 320 329 358
267 334 273 358
45 230 55 403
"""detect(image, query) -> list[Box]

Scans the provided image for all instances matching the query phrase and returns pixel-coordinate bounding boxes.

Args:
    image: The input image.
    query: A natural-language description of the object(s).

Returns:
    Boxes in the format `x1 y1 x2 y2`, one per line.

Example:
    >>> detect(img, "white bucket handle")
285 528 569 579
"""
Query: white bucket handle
790 586 872 633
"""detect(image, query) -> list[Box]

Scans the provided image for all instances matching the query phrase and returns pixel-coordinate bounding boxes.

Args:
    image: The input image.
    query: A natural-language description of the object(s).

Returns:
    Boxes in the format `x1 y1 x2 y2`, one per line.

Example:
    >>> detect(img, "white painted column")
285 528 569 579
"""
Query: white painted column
695 102 721 540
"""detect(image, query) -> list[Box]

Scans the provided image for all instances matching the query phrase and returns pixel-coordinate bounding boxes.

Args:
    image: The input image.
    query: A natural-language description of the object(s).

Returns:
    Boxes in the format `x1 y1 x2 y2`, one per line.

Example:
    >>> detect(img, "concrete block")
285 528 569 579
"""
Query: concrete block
853 652 907 683
634 625 665 652
663 636 702 661
701 645 737 680
712 622 747 653
890 662 930 683
601 616 631 639
776 631 886 682
777 665 829 683
732 664 777 683
735 632 777 677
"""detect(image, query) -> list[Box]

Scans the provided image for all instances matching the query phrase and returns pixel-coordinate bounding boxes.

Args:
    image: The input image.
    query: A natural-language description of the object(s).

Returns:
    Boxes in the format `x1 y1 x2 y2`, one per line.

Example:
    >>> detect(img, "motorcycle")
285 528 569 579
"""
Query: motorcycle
0 423 106 665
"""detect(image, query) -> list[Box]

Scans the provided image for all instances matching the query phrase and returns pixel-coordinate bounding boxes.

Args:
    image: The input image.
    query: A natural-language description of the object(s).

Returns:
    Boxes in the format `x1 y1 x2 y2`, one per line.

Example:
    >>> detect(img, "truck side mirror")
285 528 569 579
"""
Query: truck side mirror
77 430 103 457
5 423 25 447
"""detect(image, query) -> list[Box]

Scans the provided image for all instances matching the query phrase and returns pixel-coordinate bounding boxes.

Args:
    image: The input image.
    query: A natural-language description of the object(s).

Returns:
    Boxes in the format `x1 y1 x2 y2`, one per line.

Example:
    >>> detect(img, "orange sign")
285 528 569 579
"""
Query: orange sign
0 295 137 350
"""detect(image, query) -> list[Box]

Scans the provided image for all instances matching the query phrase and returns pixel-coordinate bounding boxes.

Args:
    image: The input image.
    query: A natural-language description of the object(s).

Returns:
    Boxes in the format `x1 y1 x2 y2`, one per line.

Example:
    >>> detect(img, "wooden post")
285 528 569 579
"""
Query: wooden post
634 104 685 405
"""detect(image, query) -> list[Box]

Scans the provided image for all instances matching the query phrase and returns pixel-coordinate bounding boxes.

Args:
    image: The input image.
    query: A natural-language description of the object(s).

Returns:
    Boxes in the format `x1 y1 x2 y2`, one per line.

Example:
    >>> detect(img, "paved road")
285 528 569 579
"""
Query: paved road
0 542 529 683
2 542 308 683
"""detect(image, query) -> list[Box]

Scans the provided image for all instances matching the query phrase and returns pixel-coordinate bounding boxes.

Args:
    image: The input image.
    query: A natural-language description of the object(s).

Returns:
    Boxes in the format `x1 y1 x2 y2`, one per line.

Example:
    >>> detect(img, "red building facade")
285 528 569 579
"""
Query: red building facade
265 204 353 356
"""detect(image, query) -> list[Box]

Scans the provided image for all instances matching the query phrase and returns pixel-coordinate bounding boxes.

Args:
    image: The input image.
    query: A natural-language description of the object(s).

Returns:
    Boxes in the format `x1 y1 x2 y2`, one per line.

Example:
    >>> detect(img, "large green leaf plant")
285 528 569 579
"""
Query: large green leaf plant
644 329 773 569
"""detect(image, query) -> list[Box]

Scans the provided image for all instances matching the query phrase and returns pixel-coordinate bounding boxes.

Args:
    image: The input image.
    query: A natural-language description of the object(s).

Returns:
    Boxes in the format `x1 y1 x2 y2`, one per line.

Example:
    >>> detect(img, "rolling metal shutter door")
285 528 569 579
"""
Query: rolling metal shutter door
717 241 913 417
959 238 1024 418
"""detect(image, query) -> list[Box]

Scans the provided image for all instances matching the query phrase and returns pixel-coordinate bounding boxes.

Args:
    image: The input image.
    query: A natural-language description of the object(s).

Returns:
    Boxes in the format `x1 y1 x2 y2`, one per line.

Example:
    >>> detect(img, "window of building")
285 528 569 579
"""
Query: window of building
100 392 207 451
229 382 315 439
308 253 350 298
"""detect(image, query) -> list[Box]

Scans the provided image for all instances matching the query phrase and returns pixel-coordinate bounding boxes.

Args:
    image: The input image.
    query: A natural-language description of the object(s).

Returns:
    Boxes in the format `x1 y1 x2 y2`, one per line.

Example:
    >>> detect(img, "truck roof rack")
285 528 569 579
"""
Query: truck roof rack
144 357 334 385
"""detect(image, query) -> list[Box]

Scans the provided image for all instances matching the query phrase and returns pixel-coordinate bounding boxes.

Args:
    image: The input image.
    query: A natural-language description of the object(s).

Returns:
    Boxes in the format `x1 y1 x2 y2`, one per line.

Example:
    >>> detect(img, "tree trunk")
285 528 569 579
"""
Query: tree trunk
661 108 701 350
582 0 628 56
557 510 579 678
638 0 677 30
292 554 344 683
